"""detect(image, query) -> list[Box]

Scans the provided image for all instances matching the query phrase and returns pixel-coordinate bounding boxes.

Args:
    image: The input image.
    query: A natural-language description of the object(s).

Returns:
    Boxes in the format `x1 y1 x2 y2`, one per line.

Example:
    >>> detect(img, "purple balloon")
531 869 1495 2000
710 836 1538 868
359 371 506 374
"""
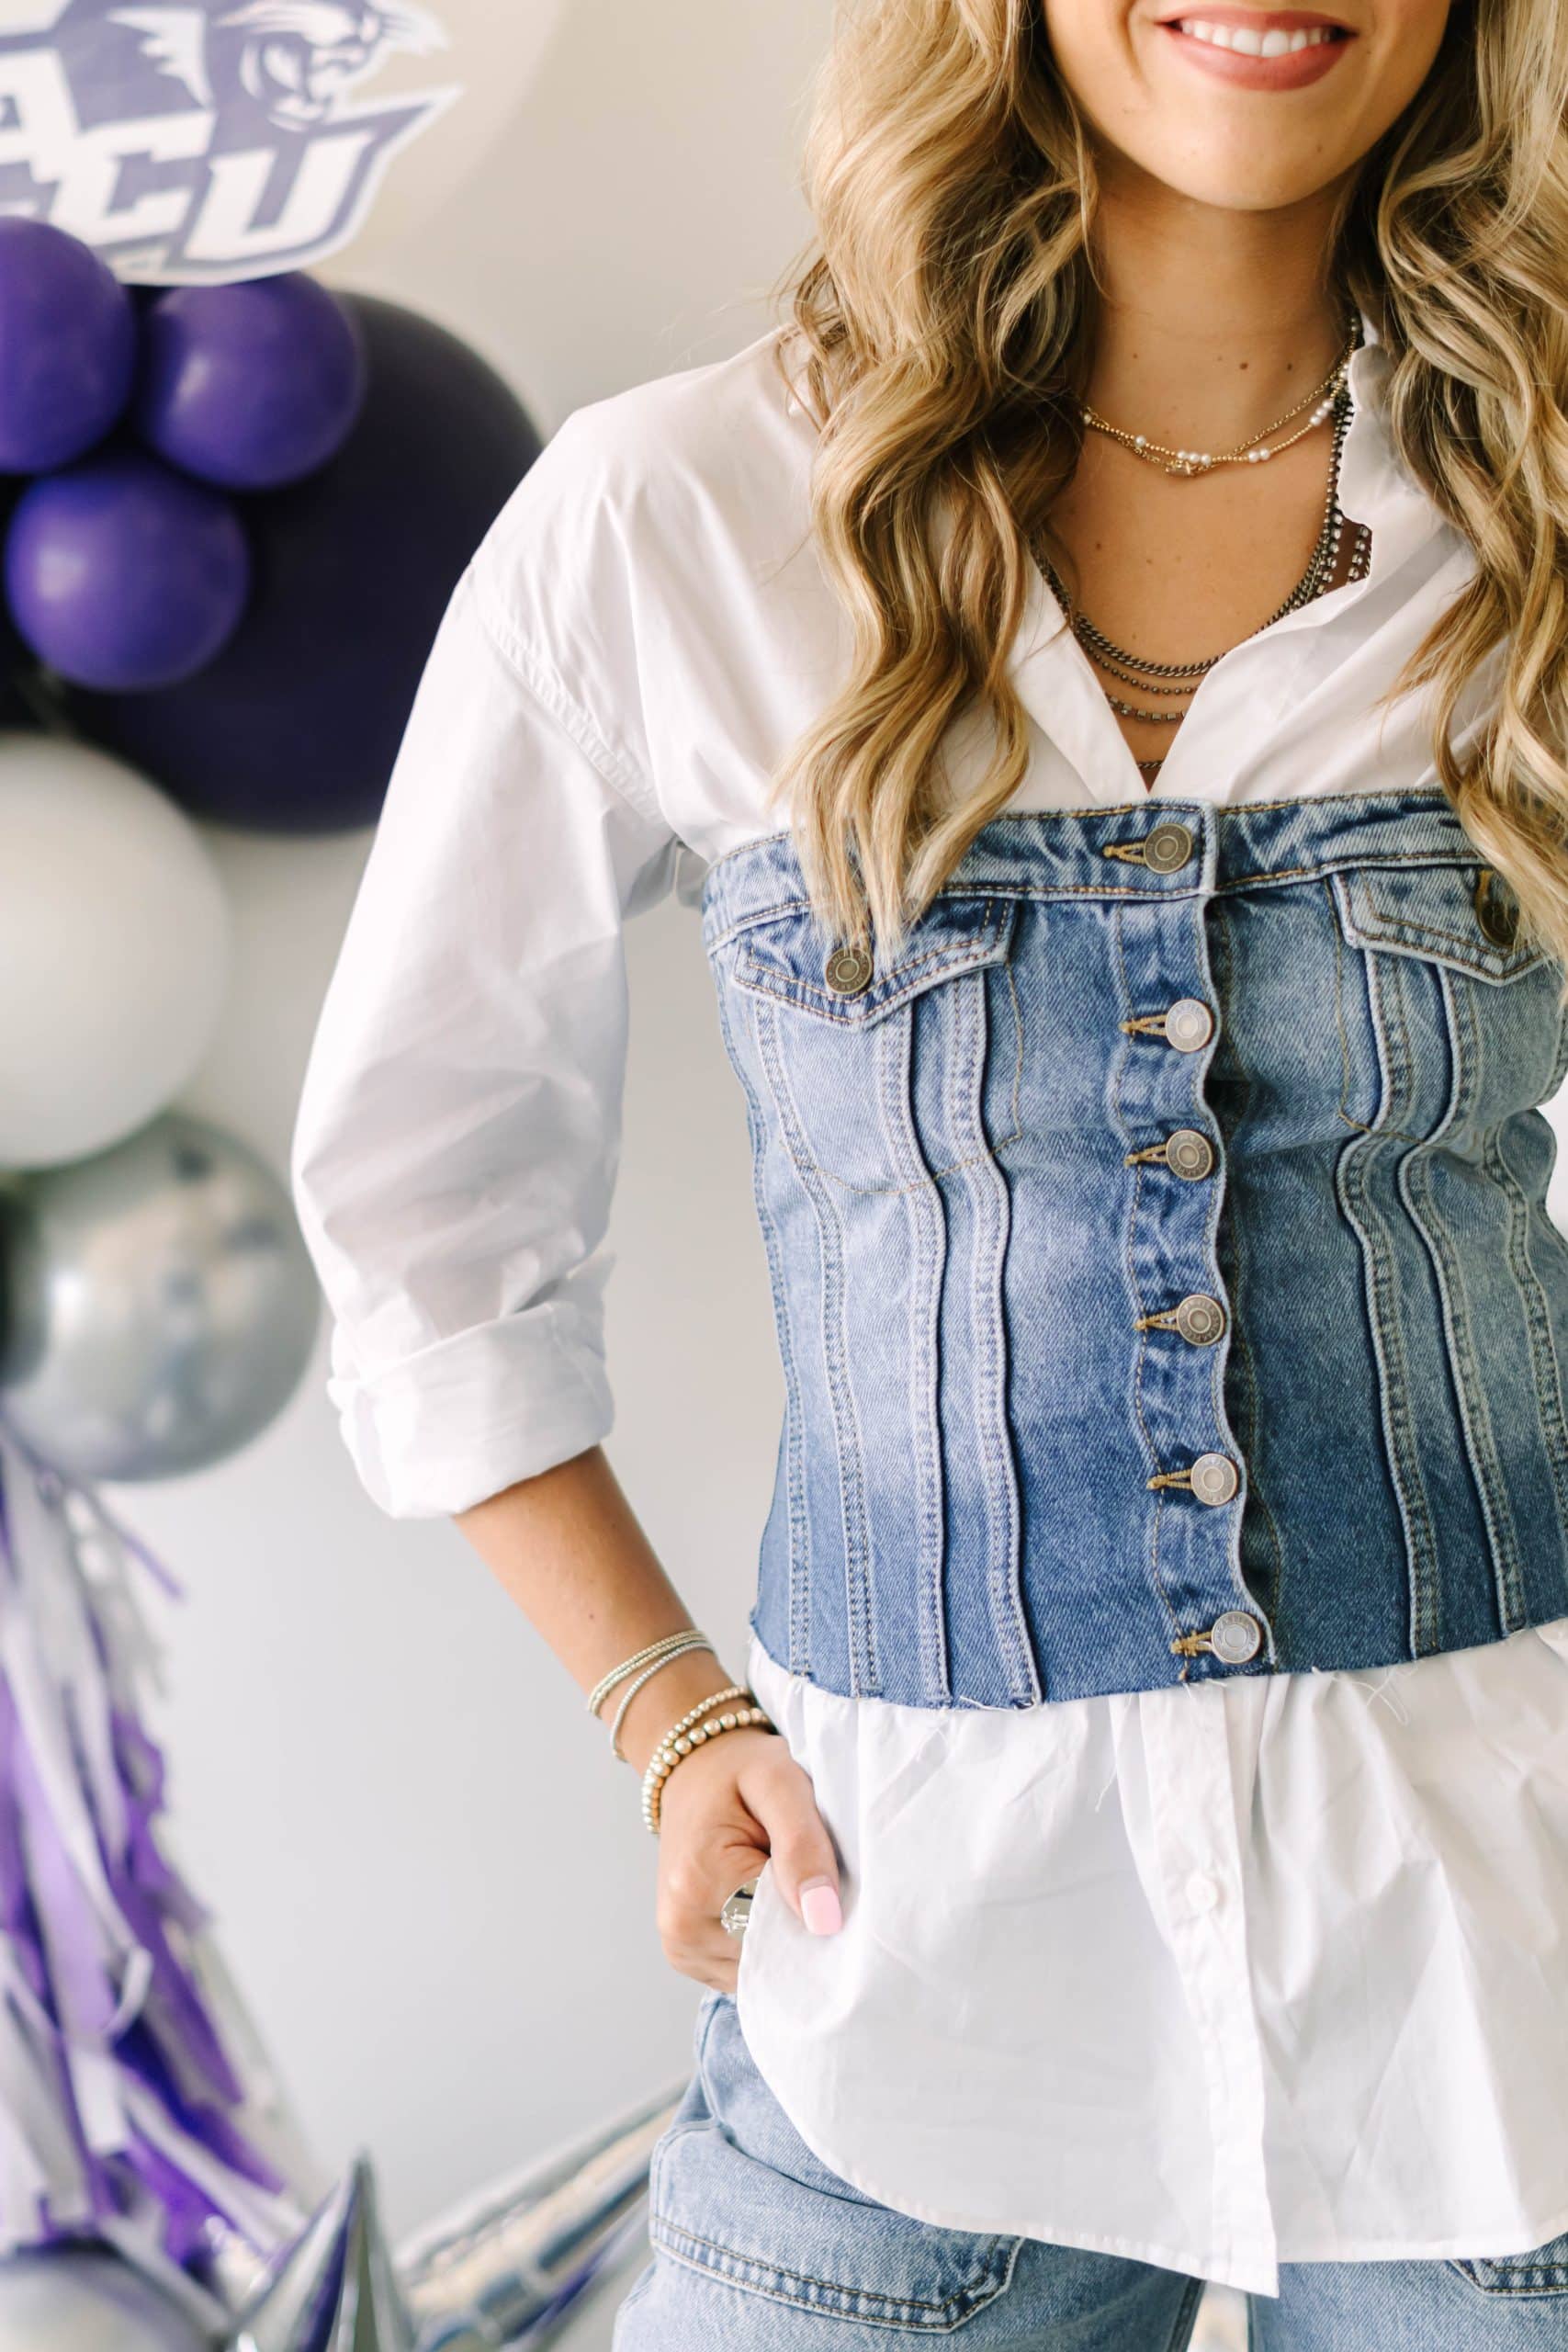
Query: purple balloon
4 449 251 692
134 274 367 490
66 294 542 831
0 220 136 472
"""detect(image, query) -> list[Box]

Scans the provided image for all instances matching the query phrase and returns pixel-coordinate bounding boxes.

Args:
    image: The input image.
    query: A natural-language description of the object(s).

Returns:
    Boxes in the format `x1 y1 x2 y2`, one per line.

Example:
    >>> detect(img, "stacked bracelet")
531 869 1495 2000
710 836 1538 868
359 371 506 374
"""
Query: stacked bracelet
588 1630 719 1761
641 1689 773 1836
585 1628 715 1721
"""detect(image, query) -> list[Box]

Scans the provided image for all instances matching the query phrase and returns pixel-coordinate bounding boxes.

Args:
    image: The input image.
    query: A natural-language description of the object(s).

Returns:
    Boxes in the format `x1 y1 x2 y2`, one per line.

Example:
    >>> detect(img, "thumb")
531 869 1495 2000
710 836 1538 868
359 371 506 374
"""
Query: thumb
741 1752 843 1936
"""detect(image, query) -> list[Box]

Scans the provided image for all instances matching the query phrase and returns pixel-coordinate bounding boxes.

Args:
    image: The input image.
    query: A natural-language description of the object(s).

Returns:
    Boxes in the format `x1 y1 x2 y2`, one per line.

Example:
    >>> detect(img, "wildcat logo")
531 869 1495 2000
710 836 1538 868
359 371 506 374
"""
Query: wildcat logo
0 2 459 281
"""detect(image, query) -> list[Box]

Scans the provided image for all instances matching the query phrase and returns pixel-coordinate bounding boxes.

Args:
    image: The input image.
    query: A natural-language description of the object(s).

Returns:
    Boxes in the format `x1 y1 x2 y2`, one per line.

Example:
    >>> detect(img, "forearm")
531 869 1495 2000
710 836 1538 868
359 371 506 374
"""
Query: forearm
452 1444 742 1775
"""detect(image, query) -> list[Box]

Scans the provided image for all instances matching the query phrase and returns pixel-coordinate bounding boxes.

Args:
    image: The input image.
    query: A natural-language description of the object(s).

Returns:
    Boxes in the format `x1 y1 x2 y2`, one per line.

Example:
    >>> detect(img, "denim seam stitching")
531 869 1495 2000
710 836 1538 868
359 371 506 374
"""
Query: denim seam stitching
753 999 880 1695
695 784 1455 892
1447 2257 1568 2295
955 961 1038 1705
720 984 812 1679
646 2212 1016 2324
1489 1117 1568 1579
1189 888 1266 1660
1399 967 1527 1632
1327 875 1444 1147
748 1088 1021 1199
877 1001 952 1703
812 1141 1023 1197
1205 903 1285 1640
705 849 1490 948
1332 950 1441 1657
1382 953 1450 1659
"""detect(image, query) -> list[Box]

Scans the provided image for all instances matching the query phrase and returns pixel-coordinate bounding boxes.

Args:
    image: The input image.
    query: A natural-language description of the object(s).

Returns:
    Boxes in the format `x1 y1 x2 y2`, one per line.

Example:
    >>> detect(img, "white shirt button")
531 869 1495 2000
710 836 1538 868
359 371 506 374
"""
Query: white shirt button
1185 1871 1221 1915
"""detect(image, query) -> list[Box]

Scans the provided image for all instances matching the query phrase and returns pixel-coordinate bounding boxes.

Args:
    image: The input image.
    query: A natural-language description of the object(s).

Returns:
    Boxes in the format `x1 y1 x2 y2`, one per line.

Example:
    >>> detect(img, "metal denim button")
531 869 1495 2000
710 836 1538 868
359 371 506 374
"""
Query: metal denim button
1144 820 1196 874
823 943 874 995
1473 866 1519 949
1163 998 1213 1052
1190 1452 1240 1505
1174 1293 1225 1346
1166 1127 1215 1181
1209 1609 1263 1664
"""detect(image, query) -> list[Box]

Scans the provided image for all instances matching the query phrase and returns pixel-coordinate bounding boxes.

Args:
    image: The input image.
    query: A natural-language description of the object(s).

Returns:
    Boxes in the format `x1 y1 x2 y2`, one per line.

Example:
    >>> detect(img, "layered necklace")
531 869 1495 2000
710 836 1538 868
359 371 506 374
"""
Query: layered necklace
1032 314 1373 782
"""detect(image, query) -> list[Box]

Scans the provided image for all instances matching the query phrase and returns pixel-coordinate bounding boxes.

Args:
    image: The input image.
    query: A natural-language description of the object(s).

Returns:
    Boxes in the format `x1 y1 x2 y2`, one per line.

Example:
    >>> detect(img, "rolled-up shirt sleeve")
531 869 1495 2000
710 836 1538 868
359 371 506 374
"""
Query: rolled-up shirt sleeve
289 508 681 1518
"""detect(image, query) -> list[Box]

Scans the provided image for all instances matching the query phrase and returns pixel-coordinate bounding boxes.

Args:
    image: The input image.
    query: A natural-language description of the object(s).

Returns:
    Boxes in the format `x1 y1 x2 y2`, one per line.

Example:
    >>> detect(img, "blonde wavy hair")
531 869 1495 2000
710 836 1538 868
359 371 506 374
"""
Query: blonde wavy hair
761 0 1568 978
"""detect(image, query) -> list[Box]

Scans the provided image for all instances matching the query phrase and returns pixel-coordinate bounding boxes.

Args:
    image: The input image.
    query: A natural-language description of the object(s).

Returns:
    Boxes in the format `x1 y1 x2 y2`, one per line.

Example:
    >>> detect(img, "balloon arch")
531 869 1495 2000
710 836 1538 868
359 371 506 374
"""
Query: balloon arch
0 207 676 2352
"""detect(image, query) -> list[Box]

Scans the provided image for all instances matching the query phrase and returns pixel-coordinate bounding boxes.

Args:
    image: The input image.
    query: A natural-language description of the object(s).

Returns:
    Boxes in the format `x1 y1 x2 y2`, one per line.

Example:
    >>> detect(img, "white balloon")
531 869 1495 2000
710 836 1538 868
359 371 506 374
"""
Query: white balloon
0 736 231 1170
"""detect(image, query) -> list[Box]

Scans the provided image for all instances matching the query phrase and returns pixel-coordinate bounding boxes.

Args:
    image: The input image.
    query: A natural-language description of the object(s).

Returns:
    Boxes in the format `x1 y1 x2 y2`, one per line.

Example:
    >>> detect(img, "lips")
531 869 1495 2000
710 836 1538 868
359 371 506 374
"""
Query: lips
1155 10 1354 89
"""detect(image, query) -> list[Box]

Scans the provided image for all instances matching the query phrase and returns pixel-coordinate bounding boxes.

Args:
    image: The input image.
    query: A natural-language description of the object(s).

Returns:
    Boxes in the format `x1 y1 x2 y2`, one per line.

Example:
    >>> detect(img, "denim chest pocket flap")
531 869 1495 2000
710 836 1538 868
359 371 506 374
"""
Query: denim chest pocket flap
717 893 1022 1193
728 892 1017 1024
1330 856 1546 985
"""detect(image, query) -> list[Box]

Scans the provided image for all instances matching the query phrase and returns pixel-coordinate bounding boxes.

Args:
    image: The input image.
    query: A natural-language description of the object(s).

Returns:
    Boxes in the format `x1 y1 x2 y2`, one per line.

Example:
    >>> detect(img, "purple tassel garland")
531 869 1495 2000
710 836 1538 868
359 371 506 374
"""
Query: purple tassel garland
0 1412 313 2305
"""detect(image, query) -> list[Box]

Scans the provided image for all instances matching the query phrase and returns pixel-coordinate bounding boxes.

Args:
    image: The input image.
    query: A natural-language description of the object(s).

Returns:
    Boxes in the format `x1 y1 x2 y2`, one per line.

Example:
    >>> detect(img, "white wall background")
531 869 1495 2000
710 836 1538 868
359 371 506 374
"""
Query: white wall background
92 12 1568 2351
108 0 836 2305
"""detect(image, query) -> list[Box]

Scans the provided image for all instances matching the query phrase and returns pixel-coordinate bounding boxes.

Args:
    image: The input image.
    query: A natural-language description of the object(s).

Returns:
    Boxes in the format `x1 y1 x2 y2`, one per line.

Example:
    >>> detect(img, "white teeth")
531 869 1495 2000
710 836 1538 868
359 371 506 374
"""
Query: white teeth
1175 18 1337 53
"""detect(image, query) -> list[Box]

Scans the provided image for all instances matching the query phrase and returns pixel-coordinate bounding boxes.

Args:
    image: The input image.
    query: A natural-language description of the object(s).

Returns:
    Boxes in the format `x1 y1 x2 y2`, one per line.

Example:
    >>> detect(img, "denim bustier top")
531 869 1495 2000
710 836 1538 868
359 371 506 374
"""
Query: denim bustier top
698 786 1568 1705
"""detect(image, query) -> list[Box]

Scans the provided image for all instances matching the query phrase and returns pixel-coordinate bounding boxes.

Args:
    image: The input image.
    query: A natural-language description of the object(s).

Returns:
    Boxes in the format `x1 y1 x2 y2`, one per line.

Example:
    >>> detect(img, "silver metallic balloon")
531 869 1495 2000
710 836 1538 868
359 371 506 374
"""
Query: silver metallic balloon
398 2085 683 2350
0 1110 321 1482
0 2245 212 2351
228 2155 413 2352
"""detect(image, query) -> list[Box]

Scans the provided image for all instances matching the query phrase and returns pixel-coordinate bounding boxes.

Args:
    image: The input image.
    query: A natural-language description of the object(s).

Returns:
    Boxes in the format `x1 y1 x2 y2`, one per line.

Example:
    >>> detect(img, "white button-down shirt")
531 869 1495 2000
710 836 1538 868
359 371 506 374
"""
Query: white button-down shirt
290 316 1568 2297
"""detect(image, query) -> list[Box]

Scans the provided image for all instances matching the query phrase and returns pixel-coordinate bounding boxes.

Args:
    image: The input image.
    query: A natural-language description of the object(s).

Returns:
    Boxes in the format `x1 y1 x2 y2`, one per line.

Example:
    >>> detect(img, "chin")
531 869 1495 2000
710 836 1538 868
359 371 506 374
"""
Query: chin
1133 122 1357 213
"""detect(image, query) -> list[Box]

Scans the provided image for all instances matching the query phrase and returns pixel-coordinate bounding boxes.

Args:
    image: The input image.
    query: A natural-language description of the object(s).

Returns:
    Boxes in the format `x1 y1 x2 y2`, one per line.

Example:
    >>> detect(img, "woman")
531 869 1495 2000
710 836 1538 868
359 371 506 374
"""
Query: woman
290 1 1568 2343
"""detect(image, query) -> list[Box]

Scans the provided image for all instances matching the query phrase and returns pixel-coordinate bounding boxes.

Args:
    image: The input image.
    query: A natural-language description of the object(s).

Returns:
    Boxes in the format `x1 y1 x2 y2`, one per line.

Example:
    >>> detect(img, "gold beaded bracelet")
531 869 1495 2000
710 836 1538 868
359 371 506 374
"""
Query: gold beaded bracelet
640 1690 773 1835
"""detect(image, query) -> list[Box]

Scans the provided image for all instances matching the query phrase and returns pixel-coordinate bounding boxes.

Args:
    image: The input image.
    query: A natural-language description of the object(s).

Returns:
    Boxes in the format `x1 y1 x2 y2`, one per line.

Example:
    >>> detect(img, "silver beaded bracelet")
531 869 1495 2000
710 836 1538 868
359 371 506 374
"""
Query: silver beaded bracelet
604 1635 720 1762
585 1628 715 1724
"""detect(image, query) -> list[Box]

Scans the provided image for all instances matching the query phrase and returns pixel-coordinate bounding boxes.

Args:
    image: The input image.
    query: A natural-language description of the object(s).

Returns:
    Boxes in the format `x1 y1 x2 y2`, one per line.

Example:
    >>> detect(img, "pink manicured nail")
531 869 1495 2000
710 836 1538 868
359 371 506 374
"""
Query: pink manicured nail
800 1879 841 1935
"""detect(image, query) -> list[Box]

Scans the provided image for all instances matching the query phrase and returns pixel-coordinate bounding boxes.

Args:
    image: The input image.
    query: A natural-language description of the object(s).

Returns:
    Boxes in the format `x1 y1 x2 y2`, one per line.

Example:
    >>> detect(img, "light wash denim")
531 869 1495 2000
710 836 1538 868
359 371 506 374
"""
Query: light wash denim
610 1991 1568 2349
698 786 1568 1705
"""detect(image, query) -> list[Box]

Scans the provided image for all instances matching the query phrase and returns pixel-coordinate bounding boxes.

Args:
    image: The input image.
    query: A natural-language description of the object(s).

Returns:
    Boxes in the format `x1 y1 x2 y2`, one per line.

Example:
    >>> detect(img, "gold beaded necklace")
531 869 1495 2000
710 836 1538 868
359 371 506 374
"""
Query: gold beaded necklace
1077 312 1360 479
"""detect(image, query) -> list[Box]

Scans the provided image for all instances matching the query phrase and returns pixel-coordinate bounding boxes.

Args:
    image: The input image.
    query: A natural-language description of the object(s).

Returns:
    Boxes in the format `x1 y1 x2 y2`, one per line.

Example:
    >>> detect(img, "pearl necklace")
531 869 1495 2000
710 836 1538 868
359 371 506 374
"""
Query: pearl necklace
1079 314 1360 478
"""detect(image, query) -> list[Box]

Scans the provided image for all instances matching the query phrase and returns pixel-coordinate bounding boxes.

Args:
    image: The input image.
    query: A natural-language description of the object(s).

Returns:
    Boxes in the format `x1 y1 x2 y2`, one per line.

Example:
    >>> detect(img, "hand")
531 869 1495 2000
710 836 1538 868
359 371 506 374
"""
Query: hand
652 1721 843 1994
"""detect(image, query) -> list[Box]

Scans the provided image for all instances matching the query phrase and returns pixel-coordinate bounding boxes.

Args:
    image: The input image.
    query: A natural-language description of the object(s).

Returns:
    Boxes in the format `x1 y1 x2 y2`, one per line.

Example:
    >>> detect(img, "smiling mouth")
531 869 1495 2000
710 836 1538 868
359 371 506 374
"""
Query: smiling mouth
1155 10 1354 86
1168 16 1346 52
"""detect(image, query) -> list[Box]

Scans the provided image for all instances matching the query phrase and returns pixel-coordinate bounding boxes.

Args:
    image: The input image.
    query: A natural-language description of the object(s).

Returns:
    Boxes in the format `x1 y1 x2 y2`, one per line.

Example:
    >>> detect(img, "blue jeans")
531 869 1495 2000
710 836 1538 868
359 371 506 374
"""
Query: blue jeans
611 1992 1568 2349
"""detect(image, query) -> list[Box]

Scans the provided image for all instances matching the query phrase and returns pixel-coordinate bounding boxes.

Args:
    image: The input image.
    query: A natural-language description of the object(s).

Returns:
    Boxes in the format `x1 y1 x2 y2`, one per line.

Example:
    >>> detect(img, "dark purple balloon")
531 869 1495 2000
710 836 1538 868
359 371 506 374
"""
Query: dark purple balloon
0 479 25 690
5 449 251 691
65 294 543 831
0 220 136 471
134 274 367 490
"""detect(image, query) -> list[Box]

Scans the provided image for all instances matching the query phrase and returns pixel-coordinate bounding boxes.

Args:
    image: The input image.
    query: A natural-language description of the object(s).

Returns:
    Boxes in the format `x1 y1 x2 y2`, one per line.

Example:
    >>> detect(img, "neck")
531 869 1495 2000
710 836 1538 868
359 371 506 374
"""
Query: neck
1082 163 1348 448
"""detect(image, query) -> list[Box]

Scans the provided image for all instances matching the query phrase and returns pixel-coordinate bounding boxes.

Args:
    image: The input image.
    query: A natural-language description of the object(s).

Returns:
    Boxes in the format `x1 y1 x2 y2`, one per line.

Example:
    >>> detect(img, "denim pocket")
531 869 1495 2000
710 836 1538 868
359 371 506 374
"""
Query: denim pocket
716 893 1021 1193
1445 2222 1568 2298
1331 857 1549 987
1327 857 1568 1138
648 1994 1021 2330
